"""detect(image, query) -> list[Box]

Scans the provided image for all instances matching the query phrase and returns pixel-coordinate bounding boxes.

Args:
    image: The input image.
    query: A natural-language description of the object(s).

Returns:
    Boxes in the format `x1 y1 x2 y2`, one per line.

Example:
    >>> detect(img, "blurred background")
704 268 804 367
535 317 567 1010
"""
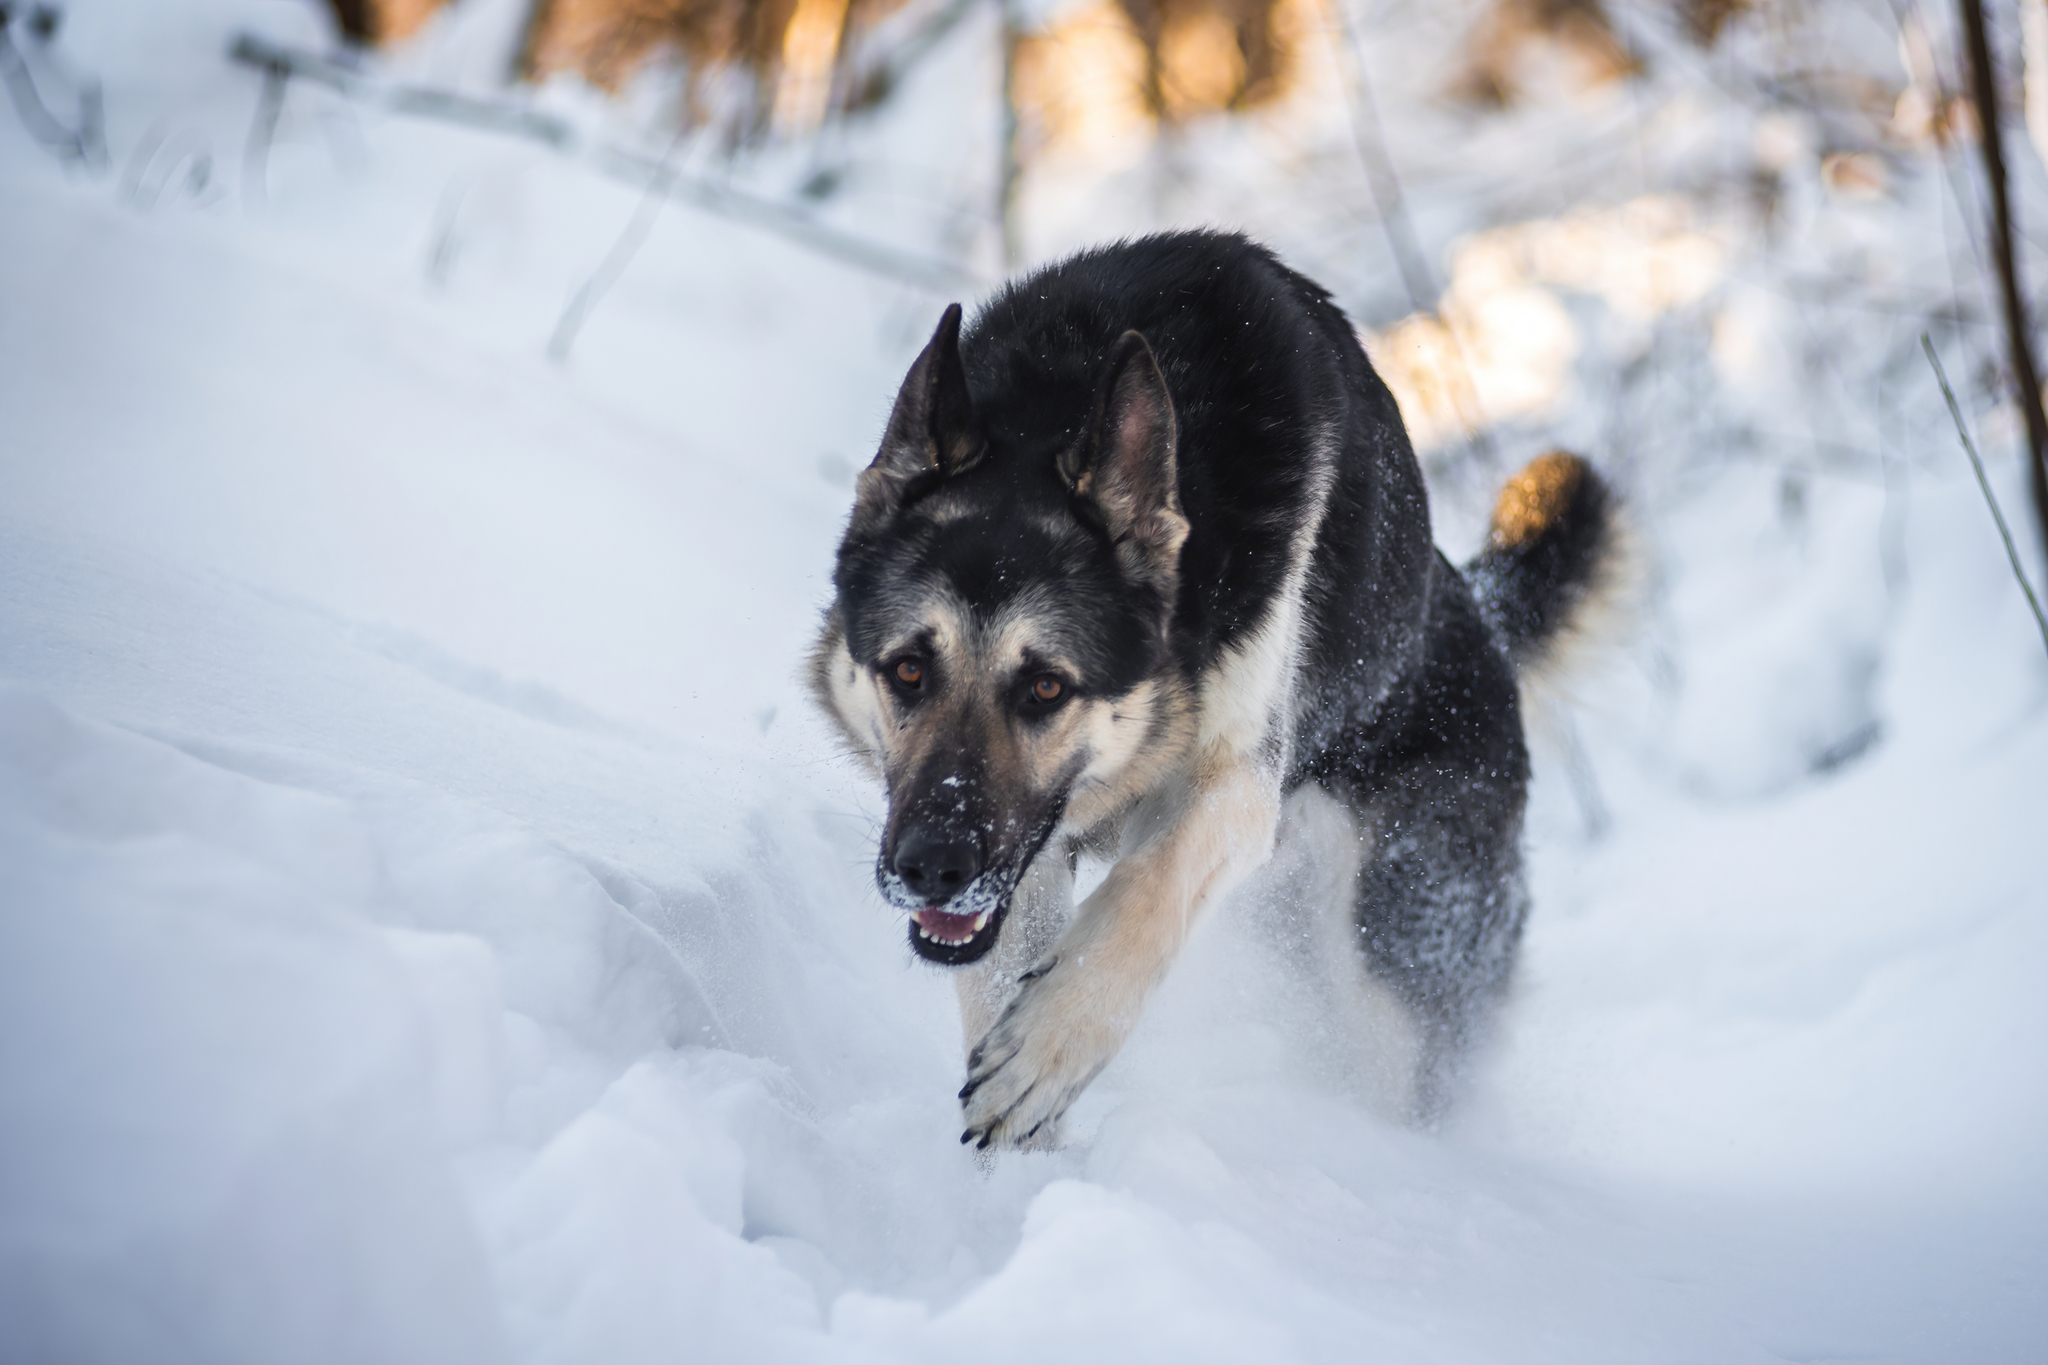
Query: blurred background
22 0 2039 792
2 0 2045 1361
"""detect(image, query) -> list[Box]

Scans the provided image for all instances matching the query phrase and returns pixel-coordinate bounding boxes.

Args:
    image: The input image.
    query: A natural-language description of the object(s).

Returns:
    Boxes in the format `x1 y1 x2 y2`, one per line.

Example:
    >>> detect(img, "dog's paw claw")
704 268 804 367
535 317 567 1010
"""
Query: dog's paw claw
956 963 1117 1151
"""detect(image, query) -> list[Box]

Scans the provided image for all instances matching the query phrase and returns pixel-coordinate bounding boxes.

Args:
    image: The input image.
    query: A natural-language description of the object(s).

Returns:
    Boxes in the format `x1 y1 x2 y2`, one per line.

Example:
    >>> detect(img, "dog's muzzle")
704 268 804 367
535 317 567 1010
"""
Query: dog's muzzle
893 830 995 951
877 808 1063 966
875 829 1012 965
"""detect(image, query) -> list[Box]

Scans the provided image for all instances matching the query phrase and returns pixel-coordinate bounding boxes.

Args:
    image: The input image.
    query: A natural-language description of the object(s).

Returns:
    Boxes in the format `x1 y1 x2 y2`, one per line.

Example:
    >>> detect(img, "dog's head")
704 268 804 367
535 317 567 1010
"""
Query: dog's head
814 304 1192 965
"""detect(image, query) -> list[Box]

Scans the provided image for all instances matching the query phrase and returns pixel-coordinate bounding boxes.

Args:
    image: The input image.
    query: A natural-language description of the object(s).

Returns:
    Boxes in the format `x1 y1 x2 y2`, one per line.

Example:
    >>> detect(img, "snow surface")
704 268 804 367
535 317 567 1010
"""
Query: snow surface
3 1 2046 1360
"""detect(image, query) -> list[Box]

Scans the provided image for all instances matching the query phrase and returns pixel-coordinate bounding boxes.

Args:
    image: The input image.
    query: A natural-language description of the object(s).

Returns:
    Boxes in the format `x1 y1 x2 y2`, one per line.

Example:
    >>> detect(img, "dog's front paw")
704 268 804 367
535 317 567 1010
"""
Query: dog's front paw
958 957 1121 1150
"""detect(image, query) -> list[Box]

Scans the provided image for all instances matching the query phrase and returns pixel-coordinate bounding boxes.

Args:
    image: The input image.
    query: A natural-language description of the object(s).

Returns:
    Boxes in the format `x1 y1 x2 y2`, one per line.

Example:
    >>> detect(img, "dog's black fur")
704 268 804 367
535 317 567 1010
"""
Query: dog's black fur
816 231 1617 1139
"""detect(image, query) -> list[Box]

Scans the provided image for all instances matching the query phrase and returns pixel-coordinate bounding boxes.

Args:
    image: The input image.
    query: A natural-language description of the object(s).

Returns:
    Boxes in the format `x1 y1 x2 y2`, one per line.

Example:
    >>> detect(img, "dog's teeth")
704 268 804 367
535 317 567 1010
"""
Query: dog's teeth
972 912 989 932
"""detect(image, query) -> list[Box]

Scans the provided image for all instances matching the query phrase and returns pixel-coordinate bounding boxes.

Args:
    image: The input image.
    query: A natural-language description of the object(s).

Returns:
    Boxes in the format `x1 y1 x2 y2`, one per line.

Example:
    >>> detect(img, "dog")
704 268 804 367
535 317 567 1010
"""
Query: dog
811 231 1618 1149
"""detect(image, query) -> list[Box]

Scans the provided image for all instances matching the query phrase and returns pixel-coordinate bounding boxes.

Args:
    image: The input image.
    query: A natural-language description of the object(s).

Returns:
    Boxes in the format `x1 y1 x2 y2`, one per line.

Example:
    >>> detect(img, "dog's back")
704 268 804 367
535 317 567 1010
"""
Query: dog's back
963 233 1432 689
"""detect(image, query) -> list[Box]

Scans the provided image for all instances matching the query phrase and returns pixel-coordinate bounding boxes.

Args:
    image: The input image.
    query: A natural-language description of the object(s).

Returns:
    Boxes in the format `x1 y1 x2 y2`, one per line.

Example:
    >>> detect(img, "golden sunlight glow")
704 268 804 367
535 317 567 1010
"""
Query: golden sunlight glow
1368 196 1726 451
374 0 446 43
1015 2 1157 160
1159 9 1246 117
1513 195 1725 319
522 0 689 90
1014 0 1306 162
775 0 852 133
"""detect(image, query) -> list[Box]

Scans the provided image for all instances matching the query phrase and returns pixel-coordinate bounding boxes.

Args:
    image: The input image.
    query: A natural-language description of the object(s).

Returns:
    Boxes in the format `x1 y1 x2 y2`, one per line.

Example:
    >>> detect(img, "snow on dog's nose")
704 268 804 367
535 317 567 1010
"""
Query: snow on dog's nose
891 829 981 903
895 831 989 944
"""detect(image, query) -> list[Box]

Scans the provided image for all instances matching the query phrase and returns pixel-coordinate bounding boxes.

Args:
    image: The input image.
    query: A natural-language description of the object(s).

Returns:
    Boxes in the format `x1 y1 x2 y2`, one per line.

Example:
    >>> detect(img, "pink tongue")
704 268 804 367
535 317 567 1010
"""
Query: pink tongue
913 908 980 945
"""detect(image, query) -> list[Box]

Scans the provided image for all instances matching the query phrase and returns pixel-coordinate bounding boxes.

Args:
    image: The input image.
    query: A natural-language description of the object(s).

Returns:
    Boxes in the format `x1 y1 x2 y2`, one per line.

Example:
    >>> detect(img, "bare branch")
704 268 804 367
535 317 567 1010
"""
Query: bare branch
226 31 986 294
1924 334 2048 661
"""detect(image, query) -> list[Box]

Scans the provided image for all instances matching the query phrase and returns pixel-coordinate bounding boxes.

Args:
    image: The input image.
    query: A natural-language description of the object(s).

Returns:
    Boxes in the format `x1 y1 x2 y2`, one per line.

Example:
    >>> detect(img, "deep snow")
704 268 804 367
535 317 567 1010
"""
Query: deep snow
2 1 2045 1361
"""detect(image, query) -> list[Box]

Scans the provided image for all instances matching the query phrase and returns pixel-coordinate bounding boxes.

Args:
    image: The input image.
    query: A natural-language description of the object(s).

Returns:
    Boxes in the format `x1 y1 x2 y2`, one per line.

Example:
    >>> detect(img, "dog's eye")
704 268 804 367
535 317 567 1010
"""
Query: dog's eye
893 659 924 687
1030 675 1064 704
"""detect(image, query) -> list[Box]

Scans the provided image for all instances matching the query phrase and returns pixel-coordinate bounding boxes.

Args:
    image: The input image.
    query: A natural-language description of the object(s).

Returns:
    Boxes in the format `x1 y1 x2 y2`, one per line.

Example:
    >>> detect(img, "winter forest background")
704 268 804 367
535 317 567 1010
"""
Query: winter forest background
2 0 2045 1359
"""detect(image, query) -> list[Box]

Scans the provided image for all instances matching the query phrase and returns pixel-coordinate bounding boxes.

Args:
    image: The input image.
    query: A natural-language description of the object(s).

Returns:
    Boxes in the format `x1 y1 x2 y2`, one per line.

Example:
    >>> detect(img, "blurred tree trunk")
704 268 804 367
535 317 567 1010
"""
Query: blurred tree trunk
322 0 447 45
1959 0 2048 556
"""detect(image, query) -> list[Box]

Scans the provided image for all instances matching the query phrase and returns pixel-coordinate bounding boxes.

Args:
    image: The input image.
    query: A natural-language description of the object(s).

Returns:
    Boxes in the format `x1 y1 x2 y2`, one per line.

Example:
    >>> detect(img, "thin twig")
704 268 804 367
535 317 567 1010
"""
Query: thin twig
1326 3 1435 313
240 58 286 211
231 32 574 144
130 130 216 211
1563 714 1610 843
838 0 981 117
1326 1 1497 470
549 132 686 363
0 17 86 160
1923 333 2048 660
77 74 105 170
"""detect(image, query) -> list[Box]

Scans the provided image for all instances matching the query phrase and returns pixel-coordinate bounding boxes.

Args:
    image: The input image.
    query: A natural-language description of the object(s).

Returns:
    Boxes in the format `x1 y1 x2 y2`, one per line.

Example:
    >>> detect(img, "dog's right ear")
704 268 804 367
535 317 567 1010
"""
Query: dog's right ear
1061 330 1188 590
854 304 982 532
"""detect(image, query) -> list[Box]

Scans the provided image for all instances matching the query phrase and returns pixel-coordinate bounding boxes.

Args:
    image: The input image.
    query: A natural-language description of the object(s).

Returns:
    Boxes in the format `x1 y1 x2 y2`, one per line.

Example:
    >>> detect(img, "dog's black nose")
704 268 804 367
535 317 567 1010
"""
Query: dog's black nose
893 831 981 900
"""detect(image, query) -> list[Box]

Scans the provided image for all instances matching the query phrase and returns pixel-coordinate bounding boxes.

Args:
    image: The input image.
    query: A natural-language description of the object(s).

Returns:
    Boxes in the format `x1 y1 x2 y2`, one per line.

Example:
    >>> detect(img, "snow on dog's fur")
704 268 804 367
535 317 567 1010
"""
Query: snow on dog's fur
812 232 1621 1149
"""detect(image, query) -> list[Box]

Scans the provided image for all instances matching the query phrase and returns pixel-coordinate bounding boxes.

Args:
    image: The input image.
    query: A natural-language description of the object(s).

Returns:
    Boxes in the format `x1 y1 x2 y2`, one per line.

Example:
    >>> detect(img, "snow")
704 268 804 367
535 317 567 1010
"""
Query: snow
3 0 2045 1360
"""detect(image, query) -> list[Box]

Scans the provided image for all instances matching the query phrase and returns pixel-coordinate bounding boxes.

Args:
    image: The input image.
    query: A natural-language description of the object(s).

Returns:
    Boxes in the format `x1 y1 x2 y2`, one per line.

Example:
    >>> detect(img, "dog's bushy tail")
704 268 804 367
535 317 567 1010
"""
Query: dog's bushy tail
1465 451 1627 678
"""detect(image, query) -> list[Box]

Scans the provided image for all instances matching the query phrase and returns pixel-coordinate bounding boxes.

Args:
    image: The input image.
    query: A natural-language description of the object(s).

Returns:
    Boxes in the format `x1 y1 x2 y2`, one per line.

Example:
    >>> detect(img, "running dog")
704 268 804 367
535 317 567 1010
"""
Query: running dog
811 232 1619 1149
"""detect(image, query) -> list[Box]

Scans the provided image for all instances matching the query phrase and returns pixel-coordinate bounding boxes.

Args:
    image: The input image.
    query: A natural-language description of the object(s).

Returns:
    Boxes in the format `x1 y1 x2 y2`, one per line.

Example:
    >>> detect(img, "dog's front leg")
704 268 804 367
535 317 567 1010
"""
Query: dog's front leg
959 751 1280 1148
955 847 1073 1059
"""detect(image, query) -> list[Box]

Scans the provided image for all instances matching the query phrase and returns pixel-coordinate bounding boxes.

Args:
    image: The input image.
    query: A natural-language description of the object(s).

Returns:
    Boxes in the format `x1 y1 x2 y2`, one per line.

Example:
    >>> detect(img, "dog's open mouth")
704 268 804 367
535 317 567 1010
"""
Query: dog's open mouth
883 816 1058 967
913 906 988 945
906 898 1008 965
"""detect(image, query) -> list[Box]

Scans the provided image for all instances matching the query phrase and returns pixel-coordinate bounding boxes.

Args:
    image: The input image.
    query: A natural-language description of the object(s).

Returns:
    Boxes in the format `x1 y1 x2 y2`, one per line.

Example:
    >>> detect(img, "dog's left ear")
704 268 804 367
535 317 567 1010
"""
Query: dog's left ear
853 303 982 533
1062 330 1189 587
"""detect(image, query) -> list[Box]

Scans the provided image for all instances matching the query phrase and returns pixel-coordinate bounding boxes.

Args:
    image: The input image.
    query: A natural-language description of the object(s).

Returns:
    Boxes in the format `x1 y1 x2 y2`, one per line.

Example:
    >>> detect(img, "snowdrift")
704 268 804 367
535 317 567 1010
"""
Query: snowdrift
2 1 2044 1360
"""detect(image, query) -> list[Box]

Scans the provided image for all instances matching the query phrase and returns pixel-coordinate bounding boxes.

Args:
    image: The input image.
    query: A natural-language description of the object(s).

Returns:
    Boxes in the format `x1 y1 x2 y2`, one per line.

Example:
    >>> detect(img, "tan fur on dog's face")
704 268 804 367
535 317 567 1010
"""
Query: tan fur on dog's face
812 586 1192 890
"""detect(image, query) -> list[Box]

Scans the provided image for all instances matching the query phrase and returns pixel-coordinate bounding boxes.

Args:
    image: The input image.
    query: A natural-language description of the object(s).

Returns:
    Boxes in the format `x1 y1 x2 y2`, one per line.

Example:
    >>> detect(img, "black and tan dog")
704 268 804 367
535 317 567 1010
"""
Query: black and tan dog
812 232 1618 1149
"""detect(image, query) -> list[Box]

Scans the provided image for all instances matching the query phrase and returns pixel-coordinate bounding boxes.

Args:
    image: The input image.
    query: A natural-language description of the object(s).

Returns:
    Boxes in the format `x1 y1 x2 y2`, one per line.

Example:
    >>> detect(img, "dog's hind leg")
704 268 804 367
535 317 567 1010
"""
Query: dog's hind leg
1337 759 1529 1125
1311 561 1533 1124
